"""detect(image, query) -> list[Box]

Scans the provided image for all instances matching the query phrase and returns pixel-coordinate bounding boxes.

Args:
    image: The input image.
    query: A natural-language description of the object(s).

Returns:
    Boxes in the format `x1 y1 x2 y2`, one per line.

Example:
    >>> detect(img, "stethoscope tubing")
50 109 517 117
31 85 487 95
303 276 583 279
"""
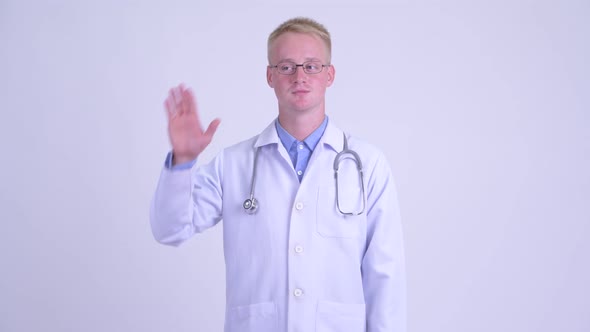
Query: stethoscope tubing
243 133 366 215
243 146 261 214
333 133 366 215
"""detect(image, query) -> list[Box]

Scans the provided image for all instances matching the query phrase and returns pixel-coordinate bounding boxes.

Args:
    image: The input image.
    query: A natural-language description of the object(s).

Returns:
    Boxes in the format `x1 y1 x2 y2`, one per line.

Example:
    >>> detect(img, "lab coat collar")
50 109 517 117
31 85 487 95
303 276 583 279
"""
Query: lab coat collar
320 118 345 153
254 120 281 148
253 117 344 153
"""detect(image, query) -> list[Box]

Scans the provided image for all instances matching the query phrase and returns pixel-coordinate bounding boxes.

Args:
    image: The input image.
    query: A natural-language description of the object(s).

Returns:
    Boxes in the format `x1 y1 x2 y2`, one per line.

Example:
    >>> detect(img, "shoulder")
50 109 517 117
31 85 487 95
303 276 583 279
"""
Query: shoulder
337 128 387 165
325 120 389 172
346 135 383 158
224 135 258 155
222 120 278 157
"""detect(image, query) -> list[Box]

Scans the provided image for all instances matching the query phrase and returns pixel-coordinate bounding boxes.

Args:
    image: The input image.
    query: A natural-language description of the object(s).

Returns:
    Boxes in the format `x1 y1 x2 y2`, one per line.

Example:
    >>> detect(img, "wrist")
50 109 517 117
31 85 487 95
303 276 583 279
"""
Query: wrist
172 152 197 166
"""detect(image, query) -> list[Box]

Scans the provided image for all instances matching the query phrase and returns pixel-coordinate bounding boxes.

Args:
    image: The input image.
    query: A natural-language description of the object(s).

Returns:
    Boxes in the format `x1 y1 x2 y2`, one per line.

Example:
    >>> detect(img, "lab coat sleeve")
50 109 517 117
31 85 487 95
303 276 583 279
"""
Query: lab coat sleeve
150 152 224 246
362 152 407 332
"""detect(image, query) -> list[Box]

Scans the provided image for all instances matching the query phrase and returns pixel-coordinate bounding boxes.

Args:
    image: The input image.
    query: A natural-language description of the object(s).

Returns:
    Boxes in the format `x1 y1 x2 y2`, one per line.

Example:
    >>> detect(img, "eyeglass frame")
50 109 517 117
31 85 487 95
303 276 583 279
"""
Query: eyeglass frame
268 61 331 75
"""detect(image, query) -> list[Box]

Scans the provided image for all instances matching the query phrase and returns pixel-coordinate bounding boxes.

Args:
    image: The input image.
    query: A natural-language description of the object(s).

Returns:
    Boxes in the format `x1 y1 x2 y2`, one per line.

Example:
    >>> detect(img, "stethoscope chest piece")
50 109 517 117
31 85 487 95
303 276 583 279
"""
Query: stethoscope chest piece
243 144 261 215
243 197 258 214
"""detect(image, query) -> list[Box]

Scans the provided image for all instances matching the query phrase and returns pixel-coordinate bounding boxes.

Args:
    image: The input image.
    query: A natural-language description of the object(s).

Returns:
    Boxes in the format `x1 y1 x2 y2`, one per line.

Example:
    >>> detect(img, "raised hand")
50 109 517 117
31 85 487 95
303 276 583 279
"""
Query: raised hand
165 84 221 165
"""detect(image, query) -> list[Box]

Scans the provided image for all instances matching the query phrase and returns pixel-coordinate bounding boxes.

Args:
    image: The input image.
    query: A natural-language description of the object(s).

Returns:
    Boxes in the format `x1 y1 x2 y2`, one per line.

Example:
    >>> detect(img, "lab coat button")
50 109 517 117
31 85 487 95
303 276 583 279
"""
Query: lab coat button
294 245 304 253
295 202 304 210
293 288 303 297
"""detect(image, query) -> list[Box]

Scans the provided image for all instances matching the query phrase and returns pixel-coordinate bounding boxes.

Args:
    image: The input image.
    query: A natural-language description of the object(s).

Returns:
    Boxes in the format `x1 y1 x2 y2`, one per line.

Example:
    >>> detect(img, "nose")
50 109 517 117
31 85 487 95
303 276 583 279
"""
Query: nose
291 65 308 83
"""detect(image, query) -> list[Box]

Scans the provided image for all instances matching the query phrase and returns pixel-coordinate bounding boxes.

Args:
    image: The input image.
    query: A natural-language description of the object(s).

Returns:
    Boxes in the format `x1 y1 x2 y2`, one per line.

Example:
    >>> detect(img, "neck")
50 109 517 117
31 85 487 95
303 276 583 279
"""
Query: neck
277 110 326 141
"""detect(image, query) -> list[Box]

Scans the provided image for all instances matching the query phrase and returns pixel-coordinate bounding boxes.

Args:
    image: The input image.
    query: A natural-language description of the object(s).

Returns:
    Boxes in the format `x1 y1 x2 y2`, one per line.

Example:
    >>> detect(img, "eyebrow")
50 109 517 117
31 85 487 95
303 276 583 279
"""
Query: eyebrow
278 57 322 63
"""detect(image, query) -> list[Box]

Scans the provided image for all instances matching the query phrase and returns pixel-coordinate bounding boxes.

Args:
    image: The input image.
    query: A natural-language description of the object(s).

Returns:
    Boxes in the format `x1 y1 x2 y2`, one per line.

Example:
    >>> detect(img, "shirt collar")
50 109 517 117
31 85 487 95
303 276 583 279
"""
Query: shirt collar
275 116 328 152
254 116 343 153
275 120 297 151
304 116 328 151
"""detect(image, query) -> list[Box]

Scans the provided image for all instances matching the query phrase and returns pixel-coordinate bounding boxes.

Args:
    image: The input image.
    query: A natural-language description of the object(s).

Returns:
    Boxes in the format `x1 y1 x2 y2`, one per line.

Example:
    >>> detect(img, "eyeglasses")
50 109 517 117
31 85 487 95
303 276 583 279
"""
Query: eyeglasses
269 61 330 75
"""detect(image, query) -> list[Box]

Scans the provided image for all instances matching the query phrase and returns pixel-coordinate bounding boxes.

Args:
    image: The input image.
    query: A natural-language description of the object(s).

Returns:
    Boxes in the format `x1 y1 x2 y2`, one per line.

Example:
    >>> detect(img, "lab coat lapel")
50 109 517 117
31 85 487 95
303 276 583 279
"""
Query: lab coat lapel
254 119 297 176
308 120 345 167
320 120 346 153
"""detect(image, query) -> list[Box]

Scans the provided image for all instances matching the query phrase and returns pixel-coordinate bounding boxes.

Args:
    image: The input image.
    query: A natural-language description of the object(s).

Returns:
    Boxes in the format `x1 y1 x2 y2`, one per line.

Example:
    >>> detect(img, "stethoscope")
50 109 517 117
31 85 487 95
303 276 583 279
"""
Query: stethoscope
243 133 366 216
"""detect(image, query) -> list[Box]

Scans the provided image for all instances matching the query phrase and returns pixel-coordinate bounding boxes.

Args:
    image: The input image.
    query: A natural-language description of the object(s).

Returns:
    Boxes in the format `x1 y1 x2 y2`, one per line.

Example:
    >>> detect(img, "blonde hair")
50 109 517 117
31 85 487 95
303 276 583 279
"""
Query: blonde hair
267 17 332 63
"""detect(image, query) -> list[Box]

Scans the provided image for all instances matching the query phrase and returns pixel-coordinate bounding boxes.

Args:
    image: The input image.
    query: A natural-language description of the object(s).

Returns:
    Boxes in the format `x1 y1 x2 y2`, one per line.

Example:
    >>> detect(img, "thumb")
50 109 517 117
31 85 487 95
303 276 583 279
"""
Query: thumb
204 118 221 138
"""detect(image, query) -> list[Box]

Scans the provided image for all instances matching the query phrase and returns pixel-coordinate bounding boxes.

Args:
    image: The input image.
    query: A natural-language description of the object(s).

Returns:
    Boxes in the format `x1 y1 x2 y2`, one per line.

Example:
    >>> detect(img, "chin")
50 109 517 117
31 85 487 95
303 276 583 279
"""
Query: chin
290 104 315 113
279 97 320 114
290 99 317 111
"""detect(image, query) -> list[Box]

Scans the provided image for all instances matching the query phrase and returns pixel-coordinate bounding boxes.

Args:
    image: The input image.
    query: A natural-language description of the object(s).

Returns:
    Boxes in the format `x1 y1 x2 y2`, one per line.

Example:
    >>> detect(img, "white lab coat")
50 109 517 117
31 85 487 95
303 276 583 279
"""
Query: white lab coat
150 119 406 332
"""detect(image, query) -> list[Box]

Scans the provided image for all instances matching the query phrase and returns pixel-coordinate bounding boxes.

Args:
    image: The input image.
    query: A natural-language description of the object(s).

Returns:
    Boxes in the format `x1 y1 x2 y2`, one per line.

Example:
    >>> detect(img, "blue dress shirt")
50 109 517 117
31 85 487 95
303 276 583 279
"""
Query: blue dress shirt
275 116 328 182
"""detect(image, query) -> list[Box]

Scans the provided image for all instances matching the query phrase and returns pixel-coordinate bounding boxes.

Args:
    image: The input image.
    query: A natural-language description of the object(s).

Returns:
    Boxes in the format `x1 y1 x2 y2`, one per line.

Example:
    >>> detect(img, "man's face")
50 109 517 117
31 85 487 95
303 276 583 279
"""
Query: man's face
267 32 335 115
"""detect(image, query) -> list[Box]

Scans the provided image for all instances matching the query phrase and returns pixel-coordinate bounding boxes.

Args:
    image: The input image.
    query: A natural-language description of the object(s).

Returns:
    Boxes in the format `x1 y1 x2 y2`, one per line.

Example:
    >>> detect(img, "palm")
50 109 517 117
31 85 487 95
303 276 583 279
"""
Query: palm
165 85 221 165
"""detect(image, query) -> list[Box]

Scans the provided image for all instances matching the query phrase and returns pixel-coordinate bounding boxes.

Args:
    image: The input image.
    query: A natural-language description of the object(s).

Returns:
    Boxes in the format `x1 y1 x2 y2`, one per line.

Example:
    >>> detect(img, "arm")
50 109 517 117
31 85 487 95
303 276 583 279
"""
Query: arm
362 153 407 332
149 84 222 246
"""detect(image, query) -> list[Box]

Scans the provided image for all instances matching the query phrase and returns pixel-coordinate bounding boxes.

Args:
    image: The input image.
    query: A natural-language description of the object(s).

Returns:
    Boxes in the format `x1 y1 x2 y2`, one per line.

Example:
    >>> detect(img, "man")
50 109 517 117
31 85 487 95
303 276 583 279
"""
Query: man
151 17 406 332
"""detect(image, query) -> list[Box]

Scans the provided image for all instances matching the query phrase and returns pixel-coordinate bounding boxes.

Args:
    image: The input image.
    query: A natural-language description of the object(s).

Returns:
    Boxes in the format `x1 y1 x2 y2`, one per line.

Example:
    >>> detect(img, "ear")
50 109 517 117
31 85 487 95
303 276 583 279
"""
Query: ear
266 66 274 88
326 64 336 87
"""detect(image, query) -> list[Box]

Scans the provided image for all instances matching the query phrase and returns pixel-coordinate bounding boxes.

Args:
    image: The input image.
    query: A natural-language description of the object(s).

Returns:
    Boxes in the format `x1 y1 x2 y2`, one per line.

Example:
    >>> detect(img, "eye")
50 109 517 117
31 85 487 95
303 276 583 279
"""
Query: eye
304 62 322 72
278 62 295 72
305 63 317 70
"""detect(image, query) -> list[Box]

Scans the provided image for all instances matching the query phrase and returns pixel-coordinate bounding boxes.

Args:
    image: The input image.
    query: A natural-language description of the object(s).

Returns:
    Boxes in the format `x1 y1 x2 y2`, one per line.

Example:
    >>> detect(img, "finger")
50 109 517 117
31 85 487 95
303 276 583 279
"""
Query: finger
181 88 201 130
204 118 222 139
164 97 176 120
170 87 179 105
182 89 203 127
177 86 186 116
167 88 179 115
171 86 184 115
183 88 197 115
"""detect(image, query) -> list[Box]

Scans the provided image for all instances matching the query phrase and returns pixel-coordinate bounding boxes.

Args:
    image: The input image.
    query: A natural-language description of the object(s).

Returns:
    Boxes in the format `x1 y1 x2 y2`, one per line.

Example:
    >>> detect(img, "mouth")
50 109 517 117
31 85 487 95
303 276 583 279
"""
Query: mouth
292 89 310 95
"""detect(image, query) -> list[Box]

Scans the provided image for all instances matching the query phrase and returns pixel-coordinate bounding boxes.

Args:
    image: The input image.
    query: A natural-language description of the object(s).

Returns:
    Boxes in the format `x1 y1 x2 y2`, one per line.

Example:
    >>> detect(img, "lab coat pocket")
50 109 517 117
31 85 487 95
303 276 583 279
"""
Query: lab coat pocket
316 300 366 332
227 301 278 332
317 185 365 238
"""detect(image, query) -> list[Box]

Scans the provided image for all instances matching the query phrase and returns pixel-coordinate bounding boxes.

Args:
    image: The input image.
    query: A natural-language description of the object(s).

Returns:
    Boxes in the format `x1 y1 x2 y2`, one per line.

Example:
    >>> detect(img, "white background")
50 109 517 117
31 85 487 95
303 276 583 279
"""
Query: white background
1 0 589 331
